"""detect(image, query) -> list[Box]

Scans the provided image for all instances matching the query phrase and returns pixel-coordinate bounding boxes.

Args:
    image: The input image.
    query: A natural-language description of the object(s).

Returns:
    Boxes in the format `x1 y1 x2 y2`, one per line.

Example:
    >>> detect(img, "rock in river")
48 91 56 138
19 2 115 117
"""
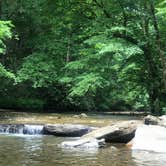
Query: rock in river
43 124 95 137
144 115 166 127
60 121 138 148
81 120 138 143
144 115 160 125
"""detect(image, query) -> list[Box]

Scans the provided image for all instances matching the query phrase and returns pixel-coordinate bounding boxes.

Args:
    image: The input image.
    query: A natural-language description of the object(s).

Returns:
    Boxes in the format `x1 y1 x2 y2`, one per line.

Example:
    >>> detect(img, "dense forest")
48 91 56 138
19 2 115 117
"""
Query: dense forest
0 0 166 114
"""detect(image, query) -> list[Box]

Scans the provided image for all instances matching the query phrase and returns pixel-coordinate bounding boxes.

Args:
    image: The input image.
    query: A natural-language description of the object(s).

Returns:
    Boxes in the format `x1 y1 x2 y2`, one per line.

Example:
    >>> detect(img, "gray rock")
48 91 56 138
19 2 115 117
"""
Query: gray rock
159 115 166 121
43 124 94 137
79 121 138 143
73 113 88 118
80 113 88 118
144 115 160 125
144 115 166 127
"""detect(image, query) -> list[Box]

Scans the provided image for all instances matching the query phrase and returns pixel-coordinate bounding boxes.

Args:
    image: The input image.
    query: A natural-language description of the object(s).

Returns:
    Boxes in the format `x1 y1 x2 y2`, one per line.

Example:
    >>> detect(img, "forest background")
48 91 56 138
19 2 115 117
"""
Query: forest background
0 0 166 115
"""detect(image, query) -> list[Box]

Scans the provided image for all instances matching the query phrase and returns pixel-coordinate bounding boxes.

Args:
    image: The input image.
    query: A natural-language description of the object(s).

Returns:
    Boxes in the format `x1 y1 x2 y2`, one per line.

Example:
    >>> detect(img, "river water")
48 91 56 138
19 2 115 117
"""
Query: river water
0 111 165 166
0 134 165 166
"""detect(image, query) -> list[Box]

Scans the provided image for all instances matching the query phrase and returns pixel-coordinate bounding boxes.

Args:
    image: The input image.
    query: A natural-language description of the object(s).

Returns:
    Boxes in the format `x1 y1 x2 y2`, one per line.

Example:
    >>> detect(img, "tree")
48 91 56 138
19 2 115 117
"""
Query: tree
0 20 14 78
0 0 166 114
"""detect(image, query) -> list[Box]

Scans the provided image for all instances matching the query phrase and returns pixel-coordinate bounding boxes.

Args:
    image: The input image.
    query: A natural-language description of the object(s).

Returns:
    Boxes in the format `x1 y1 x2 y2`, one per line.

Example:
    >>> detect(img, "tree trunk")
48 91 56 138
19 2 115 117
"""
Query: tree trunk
141 2 162 115
149 0 166 90
66 36 71 63
0 1 1 19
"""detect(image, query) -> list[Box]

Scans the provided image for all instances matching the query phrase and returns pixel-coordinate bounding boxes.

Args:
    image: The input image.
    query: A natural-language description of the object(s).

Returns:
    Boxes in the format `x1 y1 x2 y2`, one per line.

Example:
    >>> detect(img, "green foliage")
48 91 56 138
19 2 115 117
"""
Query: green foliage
157 0 166 16
0 97 45 110
17 53 58 87
68 73 108 98
0 0 166 114
0 21 13 54
0 64 15 78
0 20 14 79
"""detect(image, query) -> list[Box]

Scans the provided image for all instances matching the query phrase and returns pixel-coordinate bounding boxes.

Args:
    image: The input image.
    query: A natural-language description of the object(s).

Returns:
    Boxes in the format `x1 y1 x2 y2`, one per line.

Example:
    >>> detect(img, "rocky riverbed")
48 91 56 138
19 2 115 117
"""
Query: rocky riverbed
0 110 142 127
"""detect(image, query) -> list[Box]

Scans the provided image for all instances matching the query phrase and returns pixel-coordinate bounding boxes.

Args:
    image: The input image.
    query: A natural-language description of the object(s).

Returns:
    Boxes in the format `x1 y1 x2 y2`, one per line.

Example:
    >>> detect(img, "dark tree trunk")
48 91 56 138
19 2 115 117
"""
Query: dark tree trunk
66 37 71 63
149 0 166 90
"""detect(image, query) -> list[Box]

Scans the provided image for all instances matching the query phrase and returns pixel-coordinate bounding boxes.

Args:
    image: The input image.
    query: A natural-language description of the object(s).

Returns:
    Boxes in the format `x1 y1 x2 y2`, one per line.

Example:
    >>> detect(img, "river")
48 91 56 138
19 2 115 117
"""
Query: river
0 134 166 166
0 111 165 166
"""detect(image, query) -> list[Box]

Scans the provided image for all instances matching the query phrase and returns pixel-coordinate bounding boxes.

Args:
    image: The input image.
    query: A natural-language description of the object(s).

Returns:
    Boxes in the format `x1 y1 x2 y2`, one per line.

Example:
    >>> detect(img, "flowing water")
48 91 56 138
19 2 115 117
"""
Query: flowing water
0 134 166 166
0 111 165 166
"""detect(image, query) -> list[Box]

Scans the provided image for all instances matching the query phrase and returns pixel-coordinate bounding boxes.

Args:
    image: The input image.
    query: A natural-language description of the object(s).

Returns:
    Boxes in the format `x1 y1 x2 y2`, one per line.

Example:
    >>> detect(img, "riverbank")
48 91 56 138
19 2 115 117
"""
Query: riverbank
0 109 142 127
0 108 149 115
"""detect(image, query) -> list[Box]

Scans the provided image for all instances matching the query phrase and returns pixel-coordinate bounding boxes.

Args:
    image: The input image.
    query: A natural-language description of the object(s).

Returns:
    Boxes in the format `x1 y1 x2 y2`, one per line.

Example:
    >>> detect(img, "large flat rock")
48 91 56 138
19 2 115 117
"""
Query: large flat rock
82 120 138 143
43 124 95 137
60 121 139 148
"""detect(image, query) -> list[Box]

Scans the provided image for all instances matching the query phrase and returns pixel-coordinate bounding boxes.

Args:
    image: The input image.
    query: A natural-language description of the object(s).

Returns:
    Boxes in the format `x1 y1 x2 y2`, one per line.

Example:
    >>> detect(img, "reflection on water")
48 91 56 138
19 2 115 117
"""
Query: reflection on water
0 135 165 166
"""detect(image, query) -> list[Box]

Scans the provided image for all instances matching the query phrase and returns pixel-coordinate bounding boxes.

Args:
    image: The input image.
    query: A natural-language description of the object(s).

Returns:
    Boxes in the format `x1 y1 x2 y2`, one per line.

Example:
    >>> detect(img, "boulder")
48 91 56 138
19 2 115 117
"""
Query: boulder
159 115 166 126
73 113 88 118
59 121 138 149
144 115 160 125
81 121 138 143
144 115 166 127
43 124 95 137
80 113 88 118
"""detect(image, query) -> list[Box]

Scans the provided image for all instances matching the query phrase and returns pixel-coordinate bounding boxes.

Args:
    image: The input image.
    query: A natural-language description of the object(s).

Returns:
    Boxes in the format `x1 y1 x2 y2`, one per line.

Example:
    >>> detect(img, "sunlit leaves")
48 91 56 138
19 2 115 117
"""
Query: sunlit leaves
17 53 58 87
0 21 13 54
0 64 15 79
0 20 14 79
68 73 108 98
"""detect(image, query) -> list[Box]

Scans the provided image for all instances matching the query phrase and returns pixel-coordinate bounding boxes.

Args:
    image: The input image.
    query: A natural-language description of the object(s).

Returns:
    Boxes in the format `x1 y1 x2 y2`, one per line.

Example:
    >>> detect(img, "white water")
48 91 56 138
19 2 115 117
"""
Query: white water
60 138 105 149
23 125 43 135
132 125 166 152
0 124 44 135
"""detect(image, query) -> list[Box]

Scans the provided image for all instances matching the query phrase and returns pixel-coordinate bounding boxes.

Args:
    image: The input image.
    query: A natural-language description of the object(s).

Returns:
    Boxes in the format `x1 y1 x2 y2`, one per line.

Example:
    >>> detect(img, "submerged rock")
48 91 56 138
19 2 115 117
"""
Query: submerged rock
60 138 105 148
79 121 138 143
43 124 94 137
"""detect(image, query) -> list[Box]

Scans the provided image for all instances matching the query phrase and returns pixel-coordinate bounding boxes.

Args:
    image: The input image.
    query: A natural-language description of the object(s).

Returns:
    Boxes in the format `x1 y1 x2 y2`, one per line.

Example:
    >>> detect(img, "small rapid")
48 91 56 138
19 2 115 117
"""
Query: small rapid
0 124 44 135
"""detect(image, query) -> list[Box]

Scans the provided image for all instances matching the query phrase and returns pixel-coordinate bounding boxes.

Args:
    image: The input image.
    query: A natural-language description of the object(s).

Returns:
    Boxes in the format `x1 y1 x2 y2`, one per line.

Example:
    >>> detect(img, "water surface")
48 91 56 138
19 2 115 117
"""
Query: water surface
0 111 141 126
0 134 165 166
0 111 164 166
